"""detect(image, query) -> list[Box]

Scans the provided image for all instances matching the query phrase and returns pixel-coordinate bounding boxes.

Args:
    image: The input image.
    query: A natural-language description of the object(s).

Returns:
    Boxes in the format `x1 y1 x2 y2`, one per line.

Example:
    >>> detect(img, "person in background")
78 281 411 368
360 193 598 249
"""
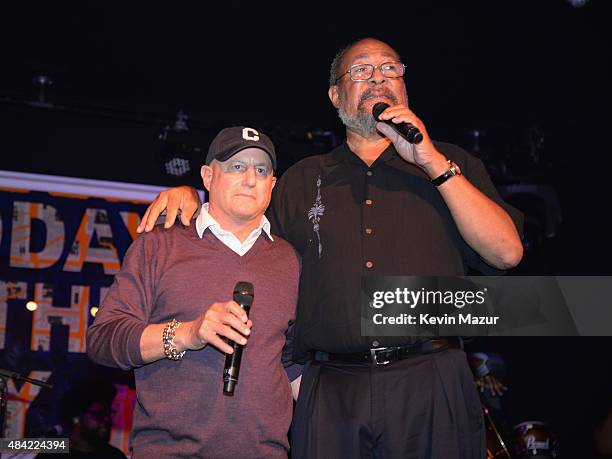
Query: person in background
36 381 126 459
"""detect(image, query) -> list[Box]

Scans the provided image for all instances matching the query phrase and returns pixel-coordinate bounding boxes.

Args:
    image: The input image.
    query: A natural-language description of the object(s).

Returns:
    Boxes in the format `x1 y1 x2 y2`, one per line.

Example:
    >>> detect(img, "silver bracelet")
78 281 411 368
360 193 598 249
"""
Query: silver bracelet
162 319 186 361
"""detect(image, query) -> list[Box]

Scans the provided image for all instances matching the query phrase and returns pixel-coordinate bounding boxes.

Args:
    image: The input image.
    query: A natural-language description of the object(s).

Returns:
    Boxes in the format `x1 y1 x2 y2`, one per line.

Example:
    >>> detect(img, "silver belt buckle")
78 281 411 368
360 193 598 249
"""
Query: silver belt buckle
370 347 391 365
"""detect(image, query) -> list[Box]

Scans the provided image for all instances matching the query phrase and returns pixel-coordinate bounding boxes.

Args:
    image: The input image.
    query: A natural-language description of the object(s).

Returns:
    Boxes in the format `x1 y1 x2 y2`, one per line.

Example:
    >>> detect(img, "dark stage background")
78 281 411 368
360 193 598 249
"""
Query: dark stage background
1 1 611 457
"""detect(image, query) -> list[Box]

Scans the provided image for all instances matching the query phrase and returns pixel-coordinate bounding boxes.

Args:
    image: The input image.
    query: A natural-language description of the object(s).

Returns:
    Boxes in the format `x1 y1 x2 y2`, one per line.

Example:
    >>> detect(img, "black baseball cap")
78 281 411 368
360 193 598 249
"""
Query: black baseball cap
205 126 276 169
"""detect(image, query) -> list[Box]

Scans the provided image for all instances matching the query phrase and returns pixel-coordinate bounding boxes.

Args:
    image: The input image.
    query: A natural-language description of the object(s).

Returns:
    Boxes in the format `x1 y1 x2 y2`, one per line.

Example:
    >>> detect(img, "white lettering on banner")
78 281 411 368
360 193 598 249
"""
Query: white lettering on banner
4 371 52 438
242 128 260 141
30 283 89 353
10 202 65 269
63 209 120 274
0 281 27 350
0 173 164 454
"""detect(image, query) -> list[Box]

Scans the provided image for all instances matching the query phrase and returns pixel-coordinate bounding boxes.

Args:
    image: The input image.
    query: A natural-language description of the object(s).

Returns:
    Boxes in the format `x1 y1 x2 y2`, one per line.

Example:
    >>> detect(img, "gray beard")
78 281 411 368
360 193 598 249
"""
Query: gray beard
337 88 406 137
338 105 378 136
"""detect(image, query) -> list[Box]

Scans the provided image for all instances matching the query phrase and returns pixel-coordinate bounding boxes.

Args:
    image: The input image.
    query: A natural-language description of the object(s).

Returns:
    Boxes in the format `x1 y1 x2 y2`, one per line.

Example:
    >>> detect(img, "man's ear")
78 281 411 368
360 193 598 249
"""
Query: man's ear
201 165 213 192
328 85 340 109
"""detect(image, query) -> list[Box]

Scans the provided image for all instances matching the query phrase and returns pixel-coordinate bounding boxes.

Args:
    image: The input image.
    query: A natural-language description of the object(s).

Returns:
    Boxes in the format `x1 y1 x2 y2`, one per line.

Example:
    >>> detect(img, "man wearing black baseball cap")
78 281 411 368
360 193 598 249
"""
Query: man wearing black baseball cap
201 126 277 243
88 126 301 458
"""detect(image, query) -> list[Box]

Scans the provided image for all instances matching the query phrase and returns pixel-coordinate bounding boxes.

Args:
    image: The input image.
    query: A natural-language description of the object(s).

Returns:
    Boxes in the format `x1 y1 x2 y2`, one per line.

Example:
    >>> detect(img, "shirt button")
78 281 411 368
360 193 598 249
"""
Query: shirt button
365 261 374 269
365 199 373 205
366 171 373 177
365 228 373 235
372 340 380 347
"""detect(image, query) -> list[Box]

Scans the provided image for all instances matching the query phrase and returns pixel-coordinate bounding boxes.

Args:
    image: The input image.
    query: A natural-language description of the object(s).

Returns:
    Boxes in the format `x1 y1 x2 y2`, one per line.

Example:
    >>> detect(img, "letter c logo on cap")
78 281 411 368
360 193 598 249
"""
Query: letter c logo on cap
242 128 260 141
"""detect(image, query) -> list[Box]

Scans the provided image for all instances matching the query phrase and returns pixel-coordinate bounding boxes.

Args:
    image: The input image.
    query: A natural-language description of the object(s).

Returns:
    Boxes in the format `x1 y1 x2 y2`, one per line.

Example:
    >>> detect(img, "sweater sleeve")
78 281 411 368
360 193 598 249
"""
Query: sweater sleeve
87 233 157 370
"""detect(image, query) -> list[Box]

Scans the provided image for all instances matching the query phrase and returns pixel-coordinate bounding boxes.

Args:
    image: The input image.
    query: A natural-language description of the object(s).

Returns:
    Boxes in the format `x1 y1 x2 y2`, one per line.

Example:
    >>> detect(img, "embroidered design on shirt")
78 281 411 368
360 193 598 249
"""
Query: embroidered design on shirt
307 176 325 258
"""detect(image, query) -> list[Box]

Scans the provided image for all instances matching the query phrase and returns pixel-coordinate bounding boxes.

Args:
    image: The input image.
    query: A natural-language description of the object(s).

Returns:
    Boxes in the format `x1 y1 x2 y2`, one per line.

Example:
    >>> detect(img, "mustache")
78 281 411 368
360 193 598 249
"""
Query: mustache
358 88 399 106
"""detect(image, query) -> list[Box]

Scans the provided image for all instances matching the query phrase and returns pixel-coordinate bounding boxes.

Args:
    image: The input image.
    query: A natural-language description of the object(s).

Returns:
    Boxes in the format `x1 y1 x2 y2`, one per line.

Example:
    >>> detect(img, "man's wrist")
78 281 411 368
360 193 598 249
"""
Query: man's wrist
421 154 450 179
172 322 193 353
432 160 462 187
163 320 188 359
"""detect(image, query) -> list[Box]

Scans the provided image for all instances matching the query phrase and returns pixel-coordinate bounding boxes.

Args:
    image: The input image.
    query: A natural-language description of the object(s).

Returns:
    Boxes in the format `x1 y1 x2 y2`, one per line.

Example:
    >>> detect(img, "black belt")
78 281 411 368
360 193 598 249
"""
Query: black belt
313 338 462 366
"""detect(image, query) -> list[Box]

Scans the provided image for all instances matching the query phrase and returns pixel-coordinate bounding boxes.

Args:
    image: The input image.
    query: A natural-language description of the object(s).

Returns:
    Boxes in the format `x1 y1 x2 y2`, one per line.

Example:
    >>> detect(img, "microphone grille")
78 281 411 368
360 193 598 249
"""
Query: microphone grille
372 102 389 120
233 282 254 303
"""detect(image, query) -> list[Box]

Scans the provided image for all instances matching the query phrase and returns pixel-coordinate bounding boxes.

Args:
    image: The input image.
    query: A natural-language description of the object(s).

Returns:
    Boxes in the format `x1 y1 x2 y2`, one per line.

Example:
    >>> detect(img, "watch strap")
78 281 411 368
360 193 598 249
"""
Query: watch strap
431 160 461 187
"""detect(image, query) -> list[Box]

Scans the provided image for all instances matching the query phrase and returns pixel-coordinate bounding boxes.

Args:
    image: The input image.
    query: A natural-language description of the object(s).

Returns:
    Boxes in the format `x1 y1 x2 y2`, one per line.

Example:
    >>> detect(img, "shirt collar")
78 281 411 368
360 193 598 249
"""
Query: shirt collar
195 203 273 241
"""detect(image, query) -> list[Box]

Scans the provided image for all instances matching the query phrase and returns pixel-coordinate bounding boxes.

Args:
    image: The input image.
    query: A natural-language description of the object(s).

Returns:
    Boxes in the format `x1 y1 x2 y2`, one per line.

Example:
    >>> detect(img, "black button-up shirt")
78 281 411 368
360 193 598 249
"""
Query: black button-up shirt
268 141 523 361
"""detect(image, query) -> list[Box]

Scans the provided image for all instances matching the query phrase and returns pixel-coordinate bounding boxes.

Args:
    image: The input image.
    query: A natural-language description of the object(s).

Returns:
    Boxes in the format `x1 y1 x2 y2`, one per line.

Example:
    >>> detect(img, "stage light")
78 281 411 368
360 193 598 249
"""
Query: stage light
164 157 191 177
158 110 202 178
90 306 99 317
26 301 38 311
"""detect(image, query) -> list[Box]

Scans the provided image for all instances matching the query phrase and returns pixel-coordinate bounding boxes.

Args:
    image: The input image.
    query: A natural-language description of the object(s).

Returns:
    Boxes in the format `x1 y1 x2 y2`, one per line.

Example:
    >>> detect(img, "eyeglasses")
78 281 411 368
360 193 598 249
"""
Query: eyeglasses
336 61 406 84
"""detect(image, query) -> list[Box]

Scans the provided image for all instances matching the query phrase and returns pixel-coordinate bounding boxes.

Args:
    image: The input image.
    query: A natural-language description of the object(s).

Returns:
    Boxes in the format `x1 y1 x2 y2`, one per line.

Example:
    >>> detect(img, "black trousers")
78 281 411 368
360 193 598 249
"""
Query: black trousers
291 349 485 459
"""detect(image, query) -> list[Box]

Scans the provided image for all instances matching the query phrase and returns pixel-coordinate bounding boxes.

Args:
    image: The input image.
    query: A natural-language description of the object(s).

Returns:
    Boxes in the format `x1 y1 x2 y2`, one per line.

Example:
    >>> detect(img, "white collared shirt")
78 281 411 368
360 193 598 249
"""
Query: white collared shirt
195 203 273 256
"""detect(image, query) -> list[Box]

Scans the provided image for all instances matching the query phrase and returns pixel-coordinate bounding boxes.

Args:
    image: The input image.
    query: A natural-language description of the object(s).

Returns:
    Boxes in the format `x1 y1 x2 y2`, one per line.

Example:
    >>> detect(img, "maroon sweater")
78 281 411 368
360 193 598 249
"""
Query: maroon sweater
87 224 300 458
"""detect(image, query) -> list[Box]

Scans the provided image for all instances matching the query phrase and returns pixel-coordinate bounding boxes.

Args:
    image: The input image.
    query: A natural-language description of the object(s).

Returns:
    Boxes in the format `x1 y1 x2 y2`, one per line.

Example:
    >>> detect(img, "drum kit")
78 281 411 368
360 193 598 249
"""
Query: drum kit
485 409 558 458
513 421 558 458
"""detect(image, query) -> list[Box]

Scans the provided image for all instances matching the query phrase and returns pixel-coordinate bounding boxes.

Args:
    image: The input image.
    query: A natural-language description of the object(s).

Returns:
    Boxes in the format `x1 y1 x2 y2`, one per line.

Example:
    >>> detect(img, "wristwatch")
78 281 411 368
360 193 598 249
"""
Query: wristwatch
431 160 462 187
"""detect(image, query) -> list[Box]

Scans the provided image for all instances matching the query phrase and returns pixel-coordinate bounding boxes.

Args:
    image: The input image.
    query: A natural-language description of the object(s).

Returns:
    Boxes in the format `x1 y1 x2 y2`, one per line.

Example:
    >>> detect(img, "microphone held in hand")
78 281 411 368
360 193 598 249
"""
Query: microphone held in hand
372 102 423 144
223 281 254 395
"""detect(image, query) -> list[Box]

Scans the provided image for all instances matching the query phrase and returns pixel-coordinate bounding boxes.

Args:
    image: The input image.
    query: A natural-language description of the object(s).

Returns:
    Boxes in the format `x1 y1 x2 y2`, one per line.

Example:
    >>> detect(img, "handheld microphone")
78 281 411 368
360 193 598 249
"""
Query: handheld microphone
223 281 254 395
372 102 423 144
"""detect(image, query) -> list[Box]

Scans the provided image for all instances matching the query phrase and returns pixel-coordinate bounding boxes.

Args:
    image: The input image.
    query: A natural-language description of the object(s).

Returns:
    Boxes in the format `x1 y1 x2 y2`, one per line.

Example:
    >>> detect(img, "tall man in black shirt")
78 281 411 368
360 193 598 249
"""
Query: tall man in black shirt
137 38 523 458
